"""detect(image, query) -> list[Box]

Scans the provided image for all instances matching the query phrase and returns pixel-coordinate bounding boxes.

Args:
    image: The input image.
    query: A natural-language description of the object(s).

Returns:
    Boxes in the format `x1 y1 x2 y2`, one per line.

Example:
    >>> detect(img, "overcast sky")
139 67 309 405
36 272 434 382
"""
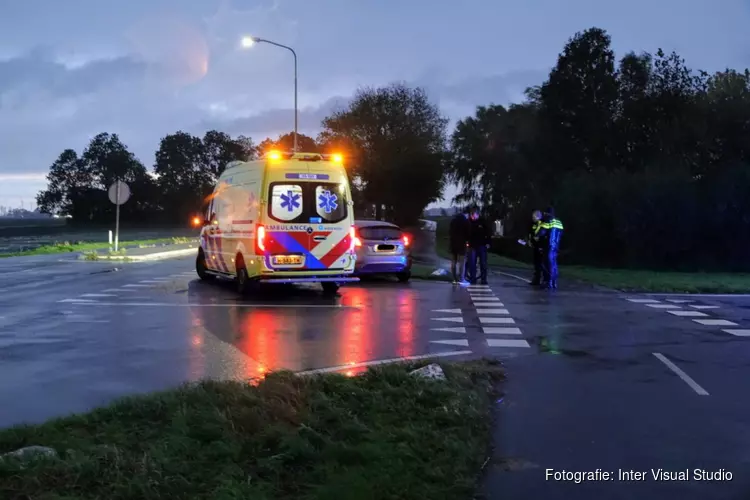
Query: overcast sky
0 0 748 210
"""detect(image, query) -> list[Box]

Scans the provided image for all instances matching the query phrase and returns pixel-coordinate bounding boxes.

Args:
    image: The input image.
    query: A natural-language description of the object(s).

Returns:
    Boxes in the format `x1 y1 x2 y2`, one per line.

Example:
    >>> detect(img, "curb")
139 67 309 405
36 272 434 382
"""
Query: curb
98 247 197 262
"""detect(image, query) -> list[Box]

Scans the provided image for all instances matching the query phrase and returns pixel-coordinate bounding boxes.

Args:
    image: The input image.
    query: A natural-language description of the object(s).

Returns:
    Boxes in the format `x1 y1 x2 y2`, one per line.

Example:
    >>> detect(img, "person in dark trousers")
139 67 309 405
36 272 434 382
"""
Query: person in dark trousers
467 207 492 285
538 206 564 289
527 210 545 286
448 209 470 284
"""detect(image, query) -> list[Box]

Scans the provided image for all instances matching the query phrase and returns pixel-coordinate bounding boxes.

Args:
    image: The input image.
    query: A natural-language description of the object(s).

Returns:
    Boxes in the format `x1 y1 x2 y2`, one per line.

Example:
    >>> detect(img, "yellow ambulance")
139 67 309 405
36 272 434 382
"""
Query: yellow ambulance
196 150 359 294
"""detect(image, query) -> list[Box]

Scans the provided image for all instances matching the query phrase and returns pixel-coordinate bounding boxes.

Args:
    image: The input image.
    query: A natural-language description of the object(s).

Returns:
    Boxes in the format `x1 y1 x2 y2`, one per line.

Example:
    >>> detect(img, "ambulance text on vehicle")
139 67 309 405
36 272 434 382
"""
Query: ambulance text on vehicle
196 151 359 294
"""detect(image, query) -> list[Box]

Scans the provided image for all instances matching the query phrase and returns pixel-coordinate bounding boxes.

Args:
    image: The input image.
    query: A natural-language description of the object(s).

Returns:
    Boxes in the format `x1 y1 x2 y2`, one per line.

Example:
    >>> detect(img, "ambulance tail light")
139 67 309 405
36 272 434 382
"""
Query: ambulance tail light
255 225 266 254
350 227 362 251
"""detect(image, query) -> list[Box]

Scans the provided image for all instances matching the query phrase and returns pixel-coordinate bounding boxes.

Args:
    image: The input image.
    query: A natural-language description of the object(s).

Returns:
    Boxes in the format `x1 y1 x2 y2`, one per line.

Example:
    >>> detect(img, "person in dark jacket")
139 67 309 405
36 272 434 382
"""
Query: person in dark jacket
448 209 470 284
527 210 545 286
538 206 564 289
468 207 492 285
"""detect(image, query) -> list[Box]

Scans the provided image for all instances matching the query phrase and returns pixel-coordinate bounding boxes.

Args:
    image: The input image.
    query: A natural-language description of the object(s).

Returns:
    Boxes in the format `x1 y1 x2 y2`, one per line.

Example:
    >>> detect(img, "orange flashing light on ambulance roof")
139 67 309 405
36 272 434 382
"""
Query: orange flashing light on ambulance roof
331 153 343 164
191 216 201 227
267 150 281 161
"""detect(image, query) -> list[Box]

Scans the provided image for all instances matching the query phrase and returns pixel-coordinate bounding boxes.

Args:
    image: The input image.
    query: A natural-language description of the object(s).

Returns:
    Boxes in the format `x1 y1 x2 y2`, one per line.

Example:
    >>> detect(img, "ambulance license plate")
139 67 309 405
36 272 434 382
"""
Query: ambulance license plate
273 255 302 265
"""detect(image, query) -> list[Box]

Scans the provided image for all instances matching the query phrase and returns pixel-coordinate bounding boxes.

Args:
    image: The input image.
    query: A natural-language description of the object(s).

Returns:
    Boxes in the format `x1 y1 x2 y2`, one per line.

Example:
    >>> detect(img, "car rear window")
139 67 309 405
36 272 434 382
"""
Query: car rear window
358 226 402 240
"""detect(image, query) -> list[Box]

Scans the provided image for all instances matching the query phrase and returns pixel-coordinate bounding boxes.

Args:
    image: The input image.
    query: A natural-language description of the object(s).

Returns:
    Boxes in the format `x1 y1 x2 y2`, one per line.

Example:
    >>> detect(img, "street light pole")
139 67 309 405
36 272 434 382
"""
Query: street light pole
243 37 298 152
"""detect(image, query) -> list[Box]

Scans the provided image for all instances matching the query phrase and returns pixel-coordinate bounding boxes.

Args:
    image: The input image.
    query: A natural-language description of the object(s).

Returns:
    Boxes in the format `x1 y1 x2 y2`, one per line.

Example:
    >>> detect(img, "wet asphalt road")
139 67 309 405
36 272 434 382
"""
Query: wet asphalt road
1 255 750 498
481 269 750 500
1 253 528 428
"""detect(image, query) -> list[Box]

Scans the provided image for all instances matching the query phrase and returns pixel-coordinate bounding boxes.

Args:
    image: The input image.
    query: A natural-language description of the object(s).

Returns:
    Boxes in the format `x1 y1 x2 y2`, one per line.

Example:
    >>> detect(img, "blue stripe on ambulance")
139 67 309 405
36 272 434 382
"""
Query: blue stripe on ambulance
271 232 327 270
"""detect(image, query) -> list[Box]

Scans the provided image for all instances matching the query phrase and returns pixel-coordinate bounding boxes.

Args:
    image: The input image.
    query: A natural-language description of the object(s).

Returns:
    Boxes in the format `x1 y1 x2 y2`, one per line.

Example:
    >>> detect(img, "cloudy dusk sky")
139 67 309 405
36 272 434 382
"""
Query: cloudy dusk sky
0 0 748 210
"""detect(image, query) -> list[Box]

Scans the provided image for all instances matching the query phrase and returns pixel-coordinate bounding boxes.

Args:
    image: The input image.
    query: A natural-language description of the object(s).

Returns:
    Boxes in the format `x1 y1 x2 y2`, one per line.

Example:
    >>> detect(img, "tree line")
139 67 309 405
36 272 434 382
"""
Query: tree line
37 26 750 271
37 84 447 228
448 27 750 272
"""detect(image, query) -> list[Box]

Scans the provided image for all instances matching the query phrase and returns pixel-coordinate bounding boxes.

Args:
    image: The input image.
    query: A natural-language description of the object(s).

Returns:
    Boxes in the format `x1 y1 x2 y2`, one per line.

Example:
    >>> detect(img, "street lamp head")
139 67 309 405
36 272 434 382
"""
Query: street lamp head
240 36 259 48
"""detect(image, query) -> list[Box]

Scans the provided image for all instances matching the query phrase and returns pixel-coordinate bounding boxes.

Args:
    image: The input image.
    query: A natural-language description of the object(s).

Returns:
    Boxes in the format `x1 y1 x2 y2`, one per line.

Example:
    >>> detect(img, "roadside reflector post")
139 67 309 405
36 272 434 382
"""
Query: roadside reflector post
109 230 113 246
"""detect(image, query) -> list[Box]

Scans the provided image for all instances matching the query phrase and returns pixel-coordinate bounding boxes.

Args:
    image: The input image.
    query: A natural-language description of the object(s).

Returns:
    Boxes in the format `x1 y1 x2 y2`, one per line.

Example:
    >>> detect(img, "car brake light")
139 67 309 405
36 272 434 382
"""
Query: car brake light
256 225 266 254
402 234 410 247
350 227 362 250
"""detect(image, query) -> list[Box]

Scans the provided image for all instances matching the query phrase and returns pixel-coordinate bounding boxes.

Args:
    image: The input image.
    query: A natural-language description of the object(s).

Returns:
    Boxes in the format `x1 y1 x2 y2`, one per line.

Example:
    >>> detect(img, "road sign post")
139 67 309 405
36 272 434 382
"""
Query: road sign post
108 181 131 252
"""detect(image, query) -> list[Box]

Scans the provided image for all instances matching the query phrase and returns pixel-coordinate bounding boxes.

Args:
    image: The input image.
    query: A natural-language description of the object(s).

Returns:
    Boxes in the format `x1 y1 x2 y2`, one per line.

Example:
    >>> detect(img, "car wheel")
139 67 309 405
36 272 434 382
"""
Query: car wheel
236 266 250 294
397 271 411 283
196 250 214 281
321 282 340 295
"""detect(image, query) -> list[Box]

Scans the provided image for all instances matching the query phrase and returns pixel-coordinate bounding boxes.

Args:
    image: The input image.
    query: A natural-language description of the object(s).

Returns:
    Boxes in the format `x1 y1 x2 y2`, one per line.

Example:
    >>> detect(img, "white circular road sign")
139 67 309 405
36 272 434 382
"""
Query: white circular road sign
108 181 131 205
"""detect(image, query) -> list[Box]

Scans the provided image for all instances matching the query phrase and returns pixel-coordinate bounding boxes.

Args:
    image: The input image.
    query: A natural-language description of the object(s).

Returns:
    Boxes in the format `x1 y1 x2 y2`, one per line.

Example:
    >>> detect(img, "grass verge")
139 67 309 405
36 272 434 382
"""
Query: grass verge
433 229 750 293
0 237 194 259
411 263 452 282
560 267 750 293
0 360 502 500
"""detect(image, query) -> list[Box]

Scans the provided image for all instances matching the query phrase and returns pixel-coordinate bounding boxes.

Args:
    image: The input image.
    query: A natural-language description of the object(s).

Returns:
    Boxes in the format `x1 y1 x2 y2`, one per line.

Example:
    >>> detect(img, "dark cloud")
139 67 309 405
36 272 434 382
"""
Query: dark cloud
0 47 148 99
197 95 349 139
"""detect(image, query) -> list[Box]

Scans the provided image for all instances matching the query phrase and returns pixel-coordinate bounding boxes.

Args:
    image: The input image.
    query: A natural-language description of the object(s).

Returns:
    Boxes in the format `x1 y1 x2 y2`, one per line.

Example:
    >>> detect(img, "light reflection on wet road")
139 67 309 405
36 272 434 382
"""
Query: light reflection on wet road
0 256 483 427
186 279 456 374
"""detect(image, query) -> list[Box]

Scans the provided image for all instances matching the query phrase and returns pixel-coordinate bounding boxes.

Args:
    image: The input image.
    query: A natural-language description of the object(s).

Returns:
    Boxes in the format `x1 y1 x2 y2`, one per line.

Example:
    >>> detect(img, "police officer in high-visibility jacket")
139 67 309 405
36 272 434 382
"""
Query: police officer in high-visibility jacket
527 210 544 286
538 206 564 289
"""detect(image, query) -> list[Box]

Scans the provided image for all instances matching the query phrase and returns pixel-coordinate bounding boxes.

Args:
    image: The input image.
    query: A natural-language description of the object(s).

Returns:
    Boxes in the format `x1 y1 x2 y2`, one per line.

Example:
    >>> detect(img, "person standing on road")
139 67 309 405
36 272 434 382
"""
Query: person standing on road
539 206 564 289
467 206 492 285
448 208 470 284
527 210 545 286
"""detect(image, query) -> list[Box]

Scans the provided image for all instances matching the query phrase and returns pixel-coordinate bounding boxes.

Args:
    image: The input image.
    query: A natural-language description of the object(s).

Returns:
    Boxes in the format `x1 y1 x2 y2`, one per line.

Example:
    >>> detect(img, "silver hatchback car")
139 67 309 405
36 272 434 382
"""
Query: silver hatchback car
353 220 412 282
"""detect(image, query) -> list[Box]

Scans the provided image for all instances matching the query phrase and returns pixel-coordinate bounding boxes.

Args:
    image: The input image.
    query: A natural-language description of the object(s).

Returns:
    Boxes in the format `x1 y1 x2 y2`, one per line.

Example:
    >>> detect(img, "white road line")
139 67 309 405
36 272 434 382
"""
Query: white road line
649 293 750 298
469 293 496 297
430 339 469 347
80 293 116 298
59 302 360 309
653 352 709 396
123 284 151 288
65 318 111 323
471 297 501 302
479 317 515 324
487 339 530 348
475 308 510 315
722 329 750 337
690 305 719 309
296 350 473 375
102 288 137 292
431 308 462 314
627 298 661 303
467 285 491 289
693 319 738 326
58 298 98 303
646 304 681 309
483 327 523 335
667 310 708 317
666 299 693 303
431 327 467 333
492 270 531 284
432 317 464 323
140 280 165 283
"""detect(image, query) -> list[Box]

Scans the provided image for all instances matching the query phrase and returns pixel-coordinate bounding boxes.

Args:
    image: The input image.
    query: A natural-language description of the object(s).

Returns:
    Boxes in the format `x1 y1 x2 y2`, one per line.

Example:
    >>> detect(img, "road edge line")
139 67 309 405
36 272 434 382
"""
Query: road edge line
652 352 709 396
296 350 473 376
491 269 531 284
